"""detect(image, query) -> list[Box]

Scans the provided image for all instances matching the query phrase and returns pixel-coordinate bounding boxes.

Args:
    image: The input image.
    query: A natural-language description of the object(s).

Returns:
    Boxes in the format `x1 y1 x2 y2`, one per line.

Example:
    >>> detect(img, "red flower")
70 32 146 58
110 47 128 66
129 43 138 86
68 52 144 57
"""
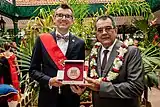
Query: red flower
112 68 120 73
92 76 98 79
102 78 107 82
121 44 127 48
95 45 100 48
102 77 108 82
93 56 97 58
117 55 124 61
91 55 97 59
91 65 96 69
154 34 159 41
91 55 95 58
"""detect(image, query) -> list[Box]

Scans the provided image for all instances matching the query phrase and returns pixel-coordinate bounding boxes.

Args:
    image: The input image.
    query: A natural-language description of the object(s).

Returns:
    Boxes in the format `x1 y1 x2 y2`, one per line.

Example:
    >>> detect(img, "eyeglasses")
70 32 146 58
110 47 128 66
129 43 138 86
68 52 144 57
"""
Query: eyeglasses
55 13 73 19
97 26 114 33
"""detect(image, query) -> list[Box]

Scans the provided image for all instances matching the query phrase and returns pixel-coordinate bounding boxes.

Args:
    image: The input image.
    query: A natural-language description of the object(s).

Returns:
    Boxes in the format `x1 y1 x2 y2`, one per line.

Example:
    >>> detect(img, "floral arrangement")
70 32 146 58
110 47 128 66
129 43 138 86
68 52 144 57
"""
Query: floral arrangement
90 39 133 82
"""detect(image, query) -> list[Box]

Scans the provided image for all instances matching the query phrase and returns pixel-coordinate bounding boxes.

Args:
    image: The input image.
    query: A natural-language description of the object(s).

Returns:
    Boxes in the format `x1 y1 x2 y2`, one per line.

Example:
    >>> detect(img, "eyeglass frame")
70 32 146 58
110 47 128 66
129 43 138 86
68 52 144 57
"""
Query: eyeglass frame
96 26 115 34
55 13 73 19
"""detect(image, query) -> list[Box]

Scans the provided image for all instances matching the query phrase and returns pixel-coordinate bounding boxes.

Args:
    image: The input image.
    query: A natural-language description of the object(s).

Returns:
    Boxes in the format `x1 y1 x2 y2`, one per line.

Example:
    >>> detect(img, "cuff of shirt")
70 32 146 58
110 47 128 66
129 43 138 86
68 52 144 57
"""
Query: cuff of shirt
48 78 52 89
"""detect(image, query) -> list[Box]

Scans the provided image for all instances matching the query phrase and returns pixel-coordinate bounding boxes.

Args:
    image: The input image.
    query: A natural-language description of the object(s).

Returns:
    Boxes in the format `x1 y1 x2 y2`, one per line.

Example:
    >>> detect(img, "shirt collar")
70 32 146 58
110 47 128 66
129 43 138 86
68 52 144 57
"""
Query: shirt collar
101 39 117 52
56 31 69 37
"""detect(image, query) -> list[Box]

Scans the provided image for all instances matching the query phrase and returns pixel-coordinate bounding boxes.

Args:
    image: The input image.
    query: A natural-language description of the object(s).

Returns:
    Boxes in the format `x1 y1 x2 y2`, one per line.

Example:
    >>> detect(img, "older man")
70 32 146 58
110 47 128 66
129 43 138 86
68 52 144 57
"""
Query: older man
85 15 144 107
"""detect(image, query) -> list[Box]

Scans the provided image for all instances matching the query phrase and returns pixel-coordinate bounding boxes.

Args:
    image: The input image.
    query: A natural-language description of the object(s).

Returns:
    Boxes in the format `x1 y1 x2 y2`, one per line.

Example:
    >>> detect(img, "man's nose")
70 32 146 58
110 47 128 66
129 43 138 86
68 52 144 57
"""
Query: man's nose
102 29 108 34
62 15 66 19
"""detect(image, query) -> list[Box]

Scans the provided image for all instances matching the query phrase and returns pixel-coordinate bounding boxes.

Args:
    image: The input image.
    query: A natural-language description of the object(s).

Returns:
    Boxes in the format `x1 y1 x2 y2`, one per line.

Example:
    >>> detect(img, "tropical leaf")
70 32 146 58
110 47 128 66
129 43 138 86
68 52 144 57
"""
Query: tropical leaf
139 43 160 88
146 71 159 87
147 57 160 66
133 20 149 33
141 44 155 56
17 60 30 65
104 0 152 19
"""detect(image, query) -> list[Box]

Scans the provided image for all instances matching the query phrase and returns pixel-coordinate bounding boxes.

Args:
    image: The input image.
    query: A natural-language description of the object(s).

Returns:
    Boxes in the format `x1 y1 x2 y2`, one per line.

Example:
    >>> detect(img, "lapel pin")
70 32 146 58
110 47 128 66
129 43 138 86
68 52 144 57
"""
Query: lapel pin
72 39 75 42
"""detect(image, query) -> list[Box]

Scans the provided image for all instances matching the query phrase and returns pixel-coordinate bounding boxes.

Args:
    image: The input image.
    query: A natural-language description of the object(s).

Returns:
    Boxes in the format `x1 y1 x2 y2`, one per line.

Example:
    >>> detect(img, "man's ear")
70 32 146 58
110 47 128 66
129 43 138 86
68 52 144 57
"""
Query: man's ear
115 27 118 33
71 17 74 25
52 15 55 24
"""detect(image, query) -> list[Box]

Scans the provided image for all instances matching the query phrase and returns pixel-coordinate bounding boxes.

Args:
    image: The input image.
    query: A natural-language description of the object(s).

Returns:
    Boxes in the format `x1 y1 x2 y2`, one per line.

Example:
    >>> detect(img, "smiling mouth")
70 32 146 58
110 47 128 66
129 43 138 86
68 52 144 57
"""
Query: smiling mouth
60 23 67 26
102 36 110 39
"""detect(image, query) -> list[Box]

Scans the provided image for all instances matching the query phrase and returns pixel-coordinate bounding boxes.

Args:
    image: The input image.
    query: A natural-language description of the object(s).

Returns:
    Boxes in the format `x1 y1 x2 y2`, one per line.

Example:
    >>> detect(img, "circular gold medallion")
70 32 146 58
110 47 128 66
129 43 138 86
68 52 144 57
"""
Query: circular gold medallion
67 67 80 80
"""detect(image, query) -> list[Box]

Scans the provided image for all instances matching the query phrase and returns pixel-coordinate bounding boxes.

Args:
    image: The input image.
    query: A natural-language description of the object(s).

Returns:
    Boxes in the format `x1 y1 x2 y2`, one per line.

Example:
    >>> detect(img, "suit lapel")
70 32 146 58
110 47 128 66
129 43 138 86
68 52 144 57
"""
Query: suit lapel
66 33 75 58
102 41 122 77
50 32 57 42
97 47 102 77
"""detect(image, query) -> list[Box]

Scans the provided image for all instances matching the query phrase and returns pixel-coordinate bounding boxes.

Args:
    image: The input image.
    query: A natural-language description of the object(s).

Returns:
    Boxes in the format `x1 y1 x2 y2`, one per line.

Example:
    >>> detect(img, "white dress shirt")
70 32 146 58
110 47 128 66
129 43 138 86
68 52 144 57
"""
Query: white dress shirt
56 31 69 55
48 31 69 89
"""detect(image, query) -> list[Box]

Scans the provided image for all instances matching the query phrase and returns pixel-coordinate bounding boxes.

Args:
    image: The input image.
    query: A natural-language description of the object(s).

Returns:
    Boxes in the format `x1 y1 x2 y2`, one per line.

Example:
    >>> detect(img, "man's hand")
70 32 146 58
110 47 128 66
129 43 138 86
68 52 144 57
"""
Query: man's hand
70 85 86 95
49 77 62 87
84 77 101 91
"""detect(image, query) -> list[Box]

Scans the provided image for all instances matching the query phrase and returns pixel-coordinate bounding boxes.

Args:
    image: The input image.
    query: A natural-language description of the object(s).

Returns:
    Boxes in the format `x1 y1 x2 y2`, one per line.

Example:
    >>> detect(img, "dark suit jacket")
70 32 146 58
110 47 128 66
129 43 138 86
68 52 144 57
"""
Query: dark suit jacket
29 32 85 107
89 40 144 107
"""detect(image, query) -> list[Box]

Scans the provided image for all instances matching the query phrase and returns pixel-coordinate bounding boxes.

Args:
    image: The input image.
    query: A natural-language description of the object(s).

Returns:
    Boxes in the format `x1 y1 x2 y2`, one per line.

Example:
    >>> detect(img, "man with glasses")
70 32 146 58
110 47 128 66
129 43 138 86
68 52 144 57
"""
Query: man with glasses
84 15 144 107
29 4 85 107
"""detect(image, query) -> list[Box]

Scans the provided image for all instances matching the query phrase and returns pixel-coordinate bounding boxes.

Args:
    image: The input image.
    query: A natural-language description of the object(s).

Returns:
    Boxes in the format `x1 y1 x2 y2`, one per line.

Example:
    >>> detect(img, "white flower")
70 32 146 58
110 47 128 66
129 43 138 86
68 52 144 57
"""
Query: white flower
124 39 133 46
90 69 97 77
124 40 129 47
95 42 101 46
92 48 98 54
113 58 123 70
90 58 96 66
128 38 133 45
90 59 94 66
117 47 127 56
107 72 119 81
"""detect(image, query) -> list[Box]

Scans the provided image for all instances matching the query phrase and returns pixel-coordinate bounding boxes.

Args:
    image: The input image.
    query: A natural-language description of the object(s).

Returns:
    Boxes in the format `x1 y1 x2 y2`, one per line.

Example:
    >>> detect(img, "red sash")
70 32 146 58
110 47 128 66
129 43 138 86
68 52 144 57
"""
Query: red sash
40 33 67 70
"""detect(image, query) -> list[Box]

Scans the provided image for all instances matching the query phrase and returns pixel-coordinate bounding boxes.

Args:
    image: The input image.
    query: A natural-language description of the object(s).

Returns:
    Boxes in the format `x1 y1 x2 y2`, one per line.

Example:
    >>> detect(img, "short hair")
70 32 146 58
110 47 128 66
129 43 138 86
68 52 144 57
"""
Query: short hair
3 42 11 51
55 4 73 14
95 15 116 29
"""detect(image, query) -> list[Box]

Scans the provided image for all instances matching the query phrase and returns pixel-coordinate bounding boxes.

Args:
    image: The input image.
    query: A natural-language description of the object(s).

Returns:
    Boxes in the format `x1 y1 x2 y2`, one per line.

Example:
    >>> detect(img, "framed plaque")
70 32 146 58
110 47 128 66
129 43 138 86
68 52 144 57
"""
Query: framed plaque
62 60 84 84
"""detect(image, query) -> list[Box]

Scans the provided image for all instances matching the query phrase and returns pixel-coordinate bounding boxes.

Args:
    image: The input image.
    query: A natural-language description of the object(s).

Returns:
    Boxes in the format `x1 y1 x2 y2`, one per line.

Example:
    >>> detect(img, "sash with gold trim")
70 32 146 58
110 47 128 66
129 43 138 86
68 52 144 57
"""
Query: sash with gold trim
40 33 67 70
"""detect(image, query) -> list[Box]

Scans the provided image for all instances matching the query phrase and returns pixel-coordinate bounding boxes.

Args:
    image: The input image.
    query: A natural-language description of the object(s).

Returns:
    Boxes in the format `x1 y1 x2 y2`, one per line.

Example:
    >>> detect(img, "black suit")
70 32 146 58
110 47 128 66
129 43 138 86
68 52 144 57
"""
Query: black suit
89 40 144 107
29 32 85 107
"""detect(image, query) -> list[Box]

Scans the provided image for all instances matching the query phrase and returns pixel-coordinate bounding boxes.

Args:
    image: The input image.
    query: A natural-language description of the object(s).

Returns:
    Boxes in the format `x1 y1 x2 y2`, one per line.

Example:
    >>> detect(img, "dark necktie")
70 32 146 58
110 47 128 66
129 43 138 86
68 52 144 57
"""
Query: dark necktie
56 34 69 42
101 50 109 70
